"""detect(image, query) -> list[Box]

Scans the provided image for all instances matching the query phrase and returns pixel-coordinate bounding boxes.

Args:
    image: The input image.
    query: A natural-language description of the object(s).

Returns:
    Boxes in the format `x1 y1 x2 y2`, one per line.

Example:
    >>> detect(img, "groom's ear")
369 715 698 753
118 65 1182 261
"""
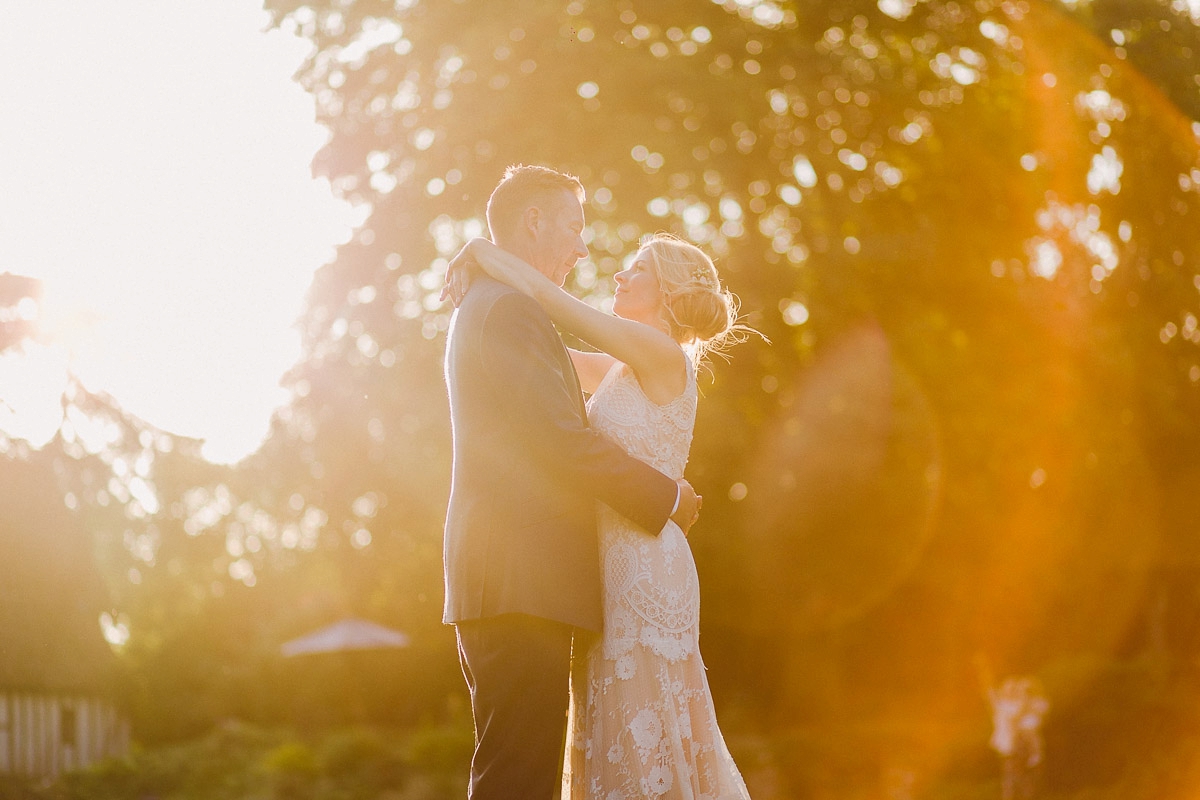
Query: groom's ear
521 204 542 239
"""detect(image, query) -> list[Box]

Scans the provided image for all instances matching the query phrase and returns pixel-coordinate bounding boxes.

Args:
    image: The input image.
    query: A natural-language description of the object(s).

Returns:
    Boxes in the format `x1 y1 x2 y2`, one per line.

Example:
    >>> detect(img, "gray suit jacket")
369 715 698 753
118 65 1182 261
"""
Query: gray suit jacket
442 277 677 631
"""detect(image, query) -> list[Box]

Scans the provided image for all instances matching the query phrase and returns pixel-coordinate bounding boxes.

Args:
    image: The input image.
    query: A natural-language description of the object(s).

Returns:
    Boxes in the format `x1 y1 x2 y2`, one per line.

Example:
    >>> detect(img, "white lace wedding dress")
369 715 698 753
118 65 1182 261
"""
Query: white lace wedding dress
563 359 751 800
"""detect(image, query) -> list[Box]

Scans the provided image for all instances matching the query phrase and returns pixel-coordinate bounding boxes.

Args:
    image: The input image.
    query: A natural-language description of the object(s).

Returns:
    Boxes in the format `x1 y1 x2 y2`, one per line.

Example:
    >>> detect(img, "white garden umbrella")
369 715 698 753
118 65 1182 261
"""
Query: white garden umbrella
280 617 410 658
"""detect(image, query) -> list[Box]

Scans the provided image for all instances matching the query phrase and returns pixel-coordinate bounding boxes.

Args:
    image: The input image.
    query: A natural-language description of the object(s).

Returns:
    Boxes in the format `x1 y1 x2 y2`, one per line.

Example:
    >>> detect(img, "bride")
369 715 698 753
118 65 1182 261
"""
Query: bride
446 231 753 799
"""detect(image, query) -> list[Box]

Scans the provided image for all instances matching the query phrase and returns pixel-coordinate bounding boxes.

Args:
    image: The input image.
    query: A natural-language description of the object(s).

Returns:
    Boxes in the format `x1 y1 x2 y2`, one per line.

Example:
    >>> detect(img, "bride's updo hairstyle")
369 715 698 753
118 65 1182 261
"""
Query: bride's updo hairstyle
642 232 749 361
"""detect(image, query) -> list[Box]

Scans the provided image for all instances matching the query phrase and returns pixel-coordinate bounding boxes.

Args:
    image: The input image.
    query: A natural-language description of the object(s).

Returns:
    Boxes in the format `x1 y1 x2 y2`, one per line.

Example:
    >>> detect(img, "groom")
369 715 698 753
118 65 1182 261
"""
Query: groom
442 164 700 799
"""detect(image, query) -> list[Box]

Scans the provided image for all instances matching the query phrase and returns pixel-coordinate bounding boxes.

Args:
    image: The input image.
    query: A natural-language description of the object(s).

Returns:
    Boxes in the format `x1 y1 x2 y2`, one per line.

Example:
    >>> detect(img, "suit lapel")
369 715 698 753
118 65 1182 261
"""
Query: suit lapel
557 337 588 422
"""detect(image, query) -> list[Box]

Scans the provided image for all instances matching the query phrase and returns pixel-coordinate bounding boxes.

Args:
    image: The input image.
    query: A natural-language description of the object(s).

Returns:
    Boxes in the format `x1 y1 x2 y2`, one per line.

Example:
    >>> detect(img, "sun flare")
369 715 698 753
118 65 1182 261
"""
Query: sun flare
0 1 362 462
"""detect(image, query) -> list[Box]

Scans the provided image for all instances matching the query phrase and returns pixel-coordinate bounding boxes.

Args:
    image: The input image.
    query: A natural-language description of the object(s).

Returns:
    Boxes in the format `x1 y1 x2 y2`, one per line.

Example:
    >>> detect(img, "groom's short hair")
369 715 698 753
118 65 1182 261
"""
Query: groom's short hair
486 165 585 242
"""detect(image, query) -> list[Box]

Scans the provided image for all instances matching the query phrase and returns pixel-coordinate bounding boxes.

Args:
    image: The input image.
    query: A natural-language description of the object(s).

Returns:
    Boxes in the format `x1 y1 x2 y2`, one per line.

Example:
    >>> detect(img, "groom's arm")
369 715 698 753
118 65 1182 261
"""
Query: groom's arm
480 291 678 534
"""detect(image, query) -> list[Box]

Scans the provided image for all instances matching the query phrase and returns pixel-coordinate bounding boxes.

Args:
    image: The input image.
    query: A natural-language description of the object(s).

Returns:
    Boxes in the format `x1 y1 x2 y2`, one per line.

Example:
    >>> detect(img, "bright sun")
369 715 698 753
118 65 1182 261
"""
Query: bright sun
0 1 362 463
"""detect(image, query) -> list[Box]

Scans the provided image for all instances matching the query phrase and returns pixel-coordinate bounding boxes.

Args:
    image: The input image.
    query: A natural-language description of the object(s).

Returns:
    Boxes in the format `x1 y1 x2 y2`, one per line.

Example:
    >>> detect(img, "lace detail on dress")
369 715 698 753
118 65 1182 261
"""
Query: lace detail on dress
585 360 696 478
563 358 751 800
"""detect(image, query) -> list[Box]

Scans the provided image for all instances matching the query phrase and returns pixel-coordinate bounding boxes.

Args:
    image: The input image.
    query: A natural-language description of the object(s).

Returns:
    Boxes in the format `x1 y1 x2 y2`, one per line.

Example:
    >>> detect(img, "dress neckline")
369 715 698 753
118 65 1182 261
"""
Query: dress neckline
596 354 695 410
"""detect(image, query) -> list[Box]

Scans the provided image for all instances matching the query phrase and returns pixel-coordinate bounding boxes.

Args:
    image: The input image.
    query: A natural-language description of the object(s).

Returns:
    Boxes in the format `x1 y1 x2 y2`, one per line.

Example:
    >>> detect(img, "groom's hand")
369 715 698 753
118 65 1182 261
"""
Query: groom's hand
670 479 702 536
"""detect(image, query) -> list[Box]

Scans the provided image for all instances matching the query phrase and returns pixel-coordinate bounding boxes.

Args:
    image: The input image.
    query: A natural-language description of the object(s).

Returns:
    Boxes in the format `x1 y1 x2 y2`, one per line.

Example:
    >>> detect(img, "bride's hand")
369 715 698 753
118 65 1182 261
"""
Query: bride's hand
440 239 484 307
670 478 702 536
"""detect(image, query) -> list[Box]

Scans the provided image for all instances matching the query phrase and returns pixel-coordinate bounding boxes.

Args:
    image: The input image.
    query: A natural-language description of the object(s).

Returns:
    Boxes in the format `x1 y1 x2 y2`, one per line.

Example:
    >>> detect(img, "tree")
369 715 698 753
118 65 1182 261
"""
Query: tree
0 273 40 354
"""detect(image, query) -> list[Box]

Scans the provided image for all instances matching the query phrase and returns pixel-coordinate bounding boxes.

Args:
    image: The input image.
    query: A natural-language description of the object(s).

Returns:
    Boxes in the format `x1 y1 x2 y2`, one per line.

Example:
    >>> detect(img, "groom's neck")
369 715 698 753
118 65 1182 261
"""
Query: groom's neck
495 235 555 281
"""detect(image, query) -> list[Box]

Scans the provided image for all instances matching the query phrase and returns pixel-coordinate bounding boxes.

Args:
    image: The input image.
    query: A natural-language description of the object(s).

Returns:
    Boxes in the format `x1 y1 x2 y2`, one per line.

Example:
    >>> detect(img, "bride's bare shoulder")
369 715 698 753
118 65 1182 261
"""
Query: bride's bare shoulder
630 343 689 406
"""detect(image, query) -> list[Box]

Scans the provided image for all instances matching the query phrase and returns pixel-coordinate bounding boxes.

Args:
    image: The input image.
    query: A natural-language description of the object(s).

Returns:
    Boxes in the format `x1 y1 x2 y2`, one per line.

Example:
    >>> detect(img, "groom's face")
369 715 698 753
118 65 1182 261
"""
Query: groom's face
531 190 588 286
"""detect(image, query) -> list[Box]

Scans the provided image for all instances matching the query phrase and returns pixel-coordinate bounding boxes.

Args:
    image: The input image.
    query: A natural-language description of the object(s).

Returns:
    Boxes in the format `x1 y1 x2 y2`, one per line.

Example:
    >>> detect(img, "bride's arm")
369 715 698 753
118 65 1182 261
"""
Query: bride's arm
568 349 617 394
450 238 685 391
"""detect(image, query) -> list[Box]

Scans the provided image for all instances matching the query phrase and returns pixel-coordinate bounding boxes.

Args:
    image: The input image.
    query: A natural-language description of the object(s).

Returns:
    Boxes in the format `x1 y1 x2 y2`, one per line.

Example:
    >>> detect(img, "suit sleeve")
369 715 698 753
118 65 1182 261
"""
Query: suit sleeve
479 292 676 534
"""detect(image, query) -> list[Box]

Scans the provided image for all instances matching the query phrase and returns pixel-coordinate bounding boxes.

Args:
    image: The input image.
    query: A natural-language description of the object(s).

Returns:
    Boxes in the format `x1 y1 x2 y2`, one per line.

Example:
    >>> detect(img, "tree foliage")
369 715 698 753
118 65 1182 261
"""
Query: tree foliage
245 0 1200 792
0 273 40 354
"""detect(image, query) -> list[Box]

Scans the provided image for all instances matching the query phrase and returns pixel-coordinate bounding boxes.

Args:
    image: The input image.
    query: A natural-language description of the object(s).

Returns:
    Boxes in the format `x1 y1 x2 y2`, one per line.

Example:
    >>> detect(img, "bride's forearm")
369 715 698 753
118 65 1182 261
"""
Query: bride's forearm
469 242 607 344
530 279 677 378
469 239 679 378
469 239 546 297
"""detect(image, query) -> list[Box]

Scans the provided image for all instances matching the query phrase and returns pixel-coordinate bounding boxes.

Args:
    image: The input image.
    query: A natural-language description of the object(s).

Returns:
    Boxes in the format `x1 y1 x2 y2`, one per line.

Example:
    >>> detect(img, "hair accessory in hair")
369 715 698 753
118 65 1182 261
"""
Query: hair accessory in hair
693 268 714 288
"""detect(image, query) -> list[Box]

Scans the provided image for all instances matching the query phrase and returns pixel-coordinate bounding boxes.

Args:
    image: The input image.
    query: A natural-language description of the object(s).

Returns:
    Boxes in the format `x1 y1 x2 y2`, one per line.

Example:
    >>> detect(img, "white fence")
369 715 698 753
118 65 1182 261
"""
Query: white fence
0 693 129 780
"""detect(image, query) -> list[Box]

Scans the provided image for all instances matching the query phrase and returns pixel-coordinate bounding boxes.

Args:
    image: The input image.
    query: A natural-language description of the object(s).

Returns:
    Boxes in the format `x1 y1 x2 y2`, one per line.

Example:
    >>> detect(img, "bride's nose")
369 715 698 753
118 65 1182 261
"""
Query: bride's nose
614 269 630 285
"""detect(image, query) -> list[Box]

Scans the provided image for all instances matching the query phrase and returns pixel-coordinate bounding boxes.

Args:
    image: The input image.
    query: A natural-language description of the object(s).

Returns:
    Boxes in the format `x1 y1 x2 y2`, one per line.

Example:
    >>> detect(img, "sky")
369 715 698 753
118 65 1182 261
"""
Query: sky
0 1 363 463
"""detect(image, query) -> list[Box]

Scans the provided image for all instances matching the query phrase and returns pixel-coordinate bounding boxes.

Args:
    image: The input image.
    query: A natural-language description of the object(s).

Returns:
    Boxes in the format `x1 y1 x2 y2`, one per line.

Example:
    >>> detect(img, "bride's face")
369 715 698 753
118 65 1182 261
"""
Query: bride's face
612 248 663 326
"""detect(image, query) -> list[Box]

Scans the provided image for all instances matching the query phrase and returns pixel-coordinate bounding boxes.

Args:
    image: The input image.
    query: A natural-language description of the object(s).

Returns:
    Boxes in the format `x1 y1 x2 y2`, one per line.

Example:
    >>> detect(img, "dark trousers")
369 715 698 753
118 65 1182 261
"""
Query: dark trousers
456 613 575 800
